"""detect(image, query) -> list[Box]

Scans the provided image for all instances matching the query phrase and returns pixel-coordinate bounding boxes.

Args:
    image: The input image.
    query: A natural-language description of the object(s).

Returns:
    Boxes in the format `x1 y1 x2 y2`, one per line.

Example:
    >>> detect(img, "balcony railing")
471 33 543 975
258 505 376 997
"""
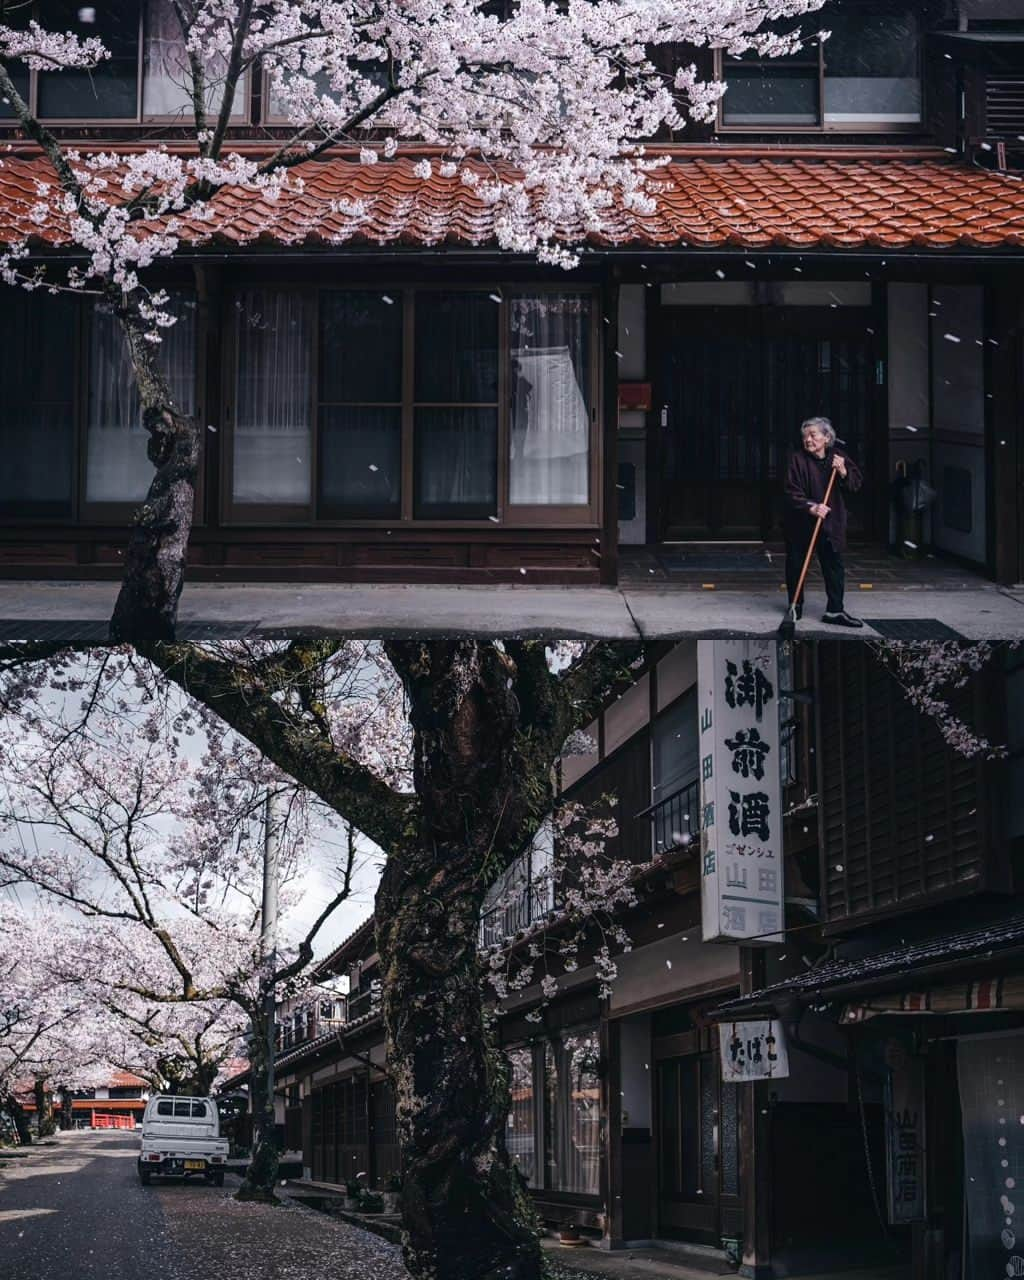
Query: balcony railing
638 777 701 857
276 1006 348 1052
479 880 555 950
347 983 381 1023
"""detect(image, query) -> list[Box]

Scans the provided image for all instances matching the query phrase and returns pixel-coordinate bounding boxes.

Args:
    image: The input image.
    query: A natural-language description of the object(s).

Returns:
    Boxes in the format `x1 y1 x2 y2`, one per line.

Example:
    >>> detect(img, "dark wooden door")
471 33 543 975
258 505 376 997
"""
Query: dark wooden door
655 1029 742 1244
660 309 765 540
658 306 875 542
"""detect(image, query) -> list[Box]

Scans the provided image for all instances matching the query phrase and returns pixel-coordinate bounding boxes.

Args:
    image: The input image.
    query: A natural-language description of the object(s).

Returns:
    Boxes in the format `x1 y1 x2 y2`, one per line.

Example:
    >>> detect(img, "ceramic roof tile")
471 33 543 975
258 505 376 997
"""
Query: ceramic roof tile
1 152 1023 252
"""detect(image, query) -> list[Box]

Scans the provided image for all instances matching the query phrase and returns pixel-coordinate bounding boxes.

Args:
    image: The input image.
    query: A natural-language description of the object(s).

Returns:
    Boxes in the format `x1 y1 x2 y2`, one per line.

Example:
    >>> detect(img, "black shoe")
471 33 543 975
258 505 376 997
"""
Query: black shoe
822 611 864 628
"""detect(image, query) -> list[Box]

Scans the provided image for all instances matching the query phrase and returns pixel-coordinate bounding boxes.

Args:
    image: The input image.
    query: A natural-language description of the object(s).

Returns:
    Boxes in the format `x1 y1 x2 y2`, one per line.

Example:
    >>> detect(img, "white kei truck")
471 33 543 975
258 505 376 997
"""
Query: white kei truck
137 1095 230 1186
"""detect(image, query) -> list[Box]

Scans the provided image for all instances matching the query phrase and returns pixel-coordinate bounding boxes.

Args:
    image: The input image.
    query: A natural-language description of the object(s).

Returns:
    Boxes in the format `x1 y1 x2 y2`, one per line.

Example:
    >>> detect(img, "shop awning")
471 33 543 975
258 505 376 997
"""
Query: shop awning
1 151 1023 254
711 913 1024 1022
841 973 1024 1023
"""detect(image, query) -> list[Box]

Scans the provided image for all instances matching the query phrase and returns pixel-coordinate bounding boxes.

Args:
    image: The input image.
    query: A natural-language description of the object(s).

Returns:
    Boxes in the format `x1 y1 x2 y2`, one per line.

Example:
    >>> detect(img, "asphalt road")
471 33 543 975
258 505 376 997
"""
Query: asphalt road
0 1130 409 1280
0 1130 216 1280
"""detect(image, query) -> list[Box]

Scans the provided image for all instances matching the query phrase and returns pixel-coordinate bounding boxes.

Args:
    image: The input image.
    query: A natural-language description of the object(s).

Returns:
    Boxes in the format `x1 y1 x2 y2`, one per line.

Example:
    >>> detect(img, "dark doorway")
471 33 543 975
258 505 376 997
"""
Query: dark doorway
656 304 876 542
655 1023 742 1246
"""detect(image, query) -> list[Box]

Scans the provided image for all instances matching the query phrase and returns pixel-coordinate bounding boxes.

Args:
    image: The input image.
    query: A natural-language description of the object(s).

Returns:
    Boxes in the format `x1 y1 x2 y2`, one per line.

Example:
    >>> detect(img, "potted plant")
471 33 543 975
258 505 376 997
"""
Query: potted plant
381 1172 402 1213
358 1189 385 1214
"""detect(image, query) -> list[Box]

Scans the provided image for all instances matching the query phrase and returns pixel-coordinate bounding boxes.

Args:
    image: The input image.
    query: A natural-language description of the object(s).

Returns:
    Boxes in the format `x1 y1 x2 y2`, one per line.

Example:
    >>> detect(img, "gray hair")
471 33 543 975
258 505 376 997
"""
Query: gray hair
801 416 835 447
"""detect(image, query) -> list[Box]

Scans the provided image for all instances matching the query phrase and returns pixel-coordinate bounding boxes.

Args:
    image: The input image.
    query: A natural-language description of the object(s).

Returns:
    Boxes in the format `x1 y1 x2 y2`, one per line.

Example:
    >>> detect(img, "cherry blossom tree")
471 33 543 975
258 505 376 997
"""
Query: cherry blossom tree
0 651 375 1194
0 903 112 1139
0 0 823 642
871 639 1011 759
0 636 641 1278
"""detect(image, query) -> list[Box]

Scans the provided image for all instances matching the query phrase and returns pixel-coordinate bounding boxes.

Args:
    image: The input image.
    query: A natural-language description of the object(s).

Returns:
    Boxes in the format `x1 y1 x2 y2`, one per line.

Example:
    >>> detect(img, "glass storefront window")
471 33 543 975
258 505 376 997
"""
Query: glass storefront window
545 1027 601 1196
506 1046 538 1188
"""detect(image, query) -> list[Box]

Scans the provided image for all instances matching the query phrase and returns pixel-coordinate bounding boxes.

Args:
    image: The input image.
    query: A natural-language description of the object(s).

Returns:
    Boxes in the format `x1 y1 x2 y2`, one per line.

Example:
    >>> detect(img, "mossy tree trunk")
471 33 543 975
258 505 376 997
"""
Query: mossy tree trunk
108 302 200 647
377 641 551 1280
146 637 641 1278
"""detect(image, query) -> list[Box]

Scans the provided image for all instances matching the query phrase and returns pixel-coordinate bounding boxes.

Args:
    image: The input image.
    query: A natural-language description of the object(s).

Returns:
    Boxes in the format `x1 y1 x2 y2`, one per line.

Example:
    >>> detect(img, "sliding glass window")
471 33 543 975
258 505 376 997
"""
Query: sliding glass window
85 292 198 507
414 291 499 519
509 294 591 507
0 292 76 518
224 285 596 525
233 289 313 511
318 291 403 519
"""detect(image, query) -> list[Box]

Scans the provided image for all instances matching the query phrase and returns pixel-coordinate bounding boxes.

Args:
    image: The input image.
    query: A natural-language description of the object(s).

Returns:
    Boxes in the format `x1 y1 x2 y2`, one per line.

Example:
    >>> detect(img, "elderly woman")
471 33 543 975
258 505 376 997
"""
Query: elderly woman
783 416 864 627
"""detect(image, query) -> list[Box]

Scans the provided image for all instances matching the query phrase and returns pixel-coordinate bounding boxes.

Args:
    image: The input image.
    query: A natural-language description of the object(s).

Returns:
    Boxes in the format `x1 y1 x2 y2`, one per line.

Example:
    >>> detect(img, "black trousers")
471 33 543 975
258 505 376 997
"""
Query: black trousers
785 534 845 614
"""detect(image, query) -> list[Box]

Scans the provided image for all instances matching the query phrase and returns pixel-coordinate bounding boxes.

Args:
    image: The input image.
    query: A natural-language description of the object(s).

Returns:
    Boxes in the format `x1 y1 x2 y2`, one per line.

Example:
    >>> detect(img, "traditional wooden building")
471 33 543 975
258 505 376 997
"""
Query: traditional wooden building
1 1 1023 585
256 637 1023 1280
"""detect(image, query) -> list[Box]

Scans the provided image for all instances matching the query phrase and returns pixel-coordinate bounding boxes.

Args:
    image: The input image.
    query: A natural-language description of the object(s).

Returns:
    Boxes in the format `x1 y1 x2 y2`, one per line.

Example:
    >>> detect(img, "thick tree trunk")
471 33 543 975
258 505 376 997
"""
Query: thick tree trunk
33 1079 55 1137
4 1093 33 1144
377 642 549 1280
236 1007 279 1202
109 310 199 646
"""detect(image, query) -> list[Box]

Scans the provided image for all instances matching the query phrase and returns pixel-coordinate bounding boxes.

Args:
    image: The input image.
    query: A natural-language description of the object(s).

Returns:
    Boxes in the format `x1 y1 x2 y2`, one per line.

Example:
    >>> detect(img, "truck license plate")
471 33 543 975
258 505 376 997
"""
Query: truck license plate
184 1160 205 1170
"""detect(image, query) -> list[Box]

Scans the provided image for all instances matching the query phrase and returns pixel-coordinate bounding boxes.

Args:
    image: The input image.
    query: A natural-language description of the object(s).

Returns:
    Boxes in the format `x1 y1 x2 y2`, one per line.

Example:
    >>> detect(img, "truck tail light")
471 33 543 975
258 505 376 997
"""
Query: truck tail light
147 1154 162 1162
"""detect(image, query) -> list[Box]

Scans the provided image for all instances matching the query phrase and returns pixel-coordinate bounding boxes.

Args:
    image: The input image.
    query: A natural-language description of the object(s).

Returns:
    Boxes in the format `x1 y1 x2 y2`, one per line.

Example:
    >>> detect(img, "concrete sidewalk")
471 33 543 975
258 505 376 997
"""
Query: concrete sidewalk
0 579 1022 641
544 1245 908 1280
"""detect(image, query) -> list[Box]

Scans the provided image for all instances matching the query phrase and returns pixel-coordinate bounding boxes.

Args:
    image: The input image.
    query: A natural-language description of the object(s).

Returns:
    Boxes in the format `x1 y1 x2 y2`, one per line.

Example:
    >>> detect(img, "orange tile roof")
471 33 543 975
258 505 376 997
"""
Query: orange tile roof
1 152 1022 252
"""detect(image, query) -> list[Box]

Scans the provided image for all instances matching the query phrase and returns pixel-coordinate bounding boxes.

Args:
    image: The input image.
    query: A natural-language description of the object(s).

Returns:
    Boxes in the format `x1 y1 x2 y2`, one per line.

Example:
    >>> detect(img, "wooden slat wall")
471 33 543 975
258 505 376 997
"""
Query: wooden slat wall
816 642 996 930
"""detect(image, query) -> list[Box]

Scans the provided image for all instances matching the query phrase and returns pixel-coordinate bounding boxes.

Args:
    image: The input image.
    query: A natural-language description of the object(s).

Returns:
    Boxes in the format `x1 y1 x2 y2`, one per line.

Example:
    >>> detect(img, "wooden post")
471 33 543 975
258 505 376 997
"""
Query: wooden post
987 277 1024 585
739 947 773 1280
601 1013 624 1248
600 271 621 586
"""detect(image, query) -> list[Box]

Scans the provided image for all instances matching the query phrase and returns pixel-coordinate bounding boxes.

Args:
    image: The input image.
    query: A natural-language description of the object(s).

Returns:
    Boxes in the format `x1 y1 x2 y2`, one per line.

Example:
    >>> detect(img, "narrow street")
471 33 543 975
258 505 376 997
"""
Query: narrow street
0 1131 409 1280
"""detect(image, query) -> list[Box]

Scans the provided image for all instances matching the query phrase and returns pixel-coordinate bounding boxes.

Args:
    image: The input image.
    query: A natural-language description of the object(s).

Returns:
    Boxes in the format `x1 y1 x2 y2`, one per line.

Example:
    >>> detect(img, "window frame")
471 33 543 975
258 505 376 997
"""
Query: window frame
0 287 82 522
1 2 253 127
714 3 925 135
221 281 601 530
78 285 206 526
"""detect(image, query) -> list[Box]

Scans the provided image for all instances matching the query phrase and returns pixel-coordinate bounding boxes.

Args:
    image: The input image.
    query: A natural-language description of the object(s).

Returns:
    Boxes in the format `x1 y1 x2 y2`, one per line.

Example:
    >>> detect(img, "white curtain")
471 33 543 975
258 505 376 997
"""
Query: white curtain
142 0 247 119
85 294 196 504
545 1028 601 1195
233 289 312 506
509 295 590 506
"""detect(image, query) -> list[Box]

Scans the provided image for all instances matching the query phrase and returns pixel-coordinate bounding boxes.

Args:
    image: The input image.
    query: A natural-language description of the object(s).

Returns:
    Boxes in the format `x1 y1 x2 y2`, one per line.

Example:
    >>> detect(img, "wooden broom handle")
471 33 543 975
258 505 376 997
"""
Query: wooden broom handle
792 465 840 605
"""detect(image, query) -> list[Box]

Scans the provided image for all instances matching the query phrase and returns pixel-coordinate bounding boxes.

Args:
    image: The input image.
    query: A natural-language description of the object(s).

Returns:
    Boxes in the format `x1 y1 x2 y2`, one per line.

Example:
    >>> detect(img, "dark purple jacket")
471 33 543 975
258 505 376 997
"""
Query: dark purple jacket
783 446 863 552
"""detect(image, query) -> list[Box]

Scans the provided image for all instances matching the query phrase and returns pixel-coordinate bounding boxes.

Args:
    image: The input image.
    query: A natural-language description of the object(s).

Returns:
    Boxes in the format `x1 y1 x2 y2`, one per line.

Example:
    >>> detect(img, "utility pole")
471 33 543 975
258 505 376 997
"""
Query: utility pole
260 789 279 1156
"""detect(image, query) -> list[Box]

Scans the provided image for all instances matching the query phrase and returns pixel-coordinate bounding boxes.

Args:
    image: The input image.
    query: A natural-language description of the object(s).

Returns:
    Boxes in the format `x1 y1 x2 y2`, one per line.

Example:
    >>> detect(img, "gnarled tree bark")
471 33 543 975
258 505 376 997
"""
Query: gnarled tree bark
377 641 548 1280
108 304 200 647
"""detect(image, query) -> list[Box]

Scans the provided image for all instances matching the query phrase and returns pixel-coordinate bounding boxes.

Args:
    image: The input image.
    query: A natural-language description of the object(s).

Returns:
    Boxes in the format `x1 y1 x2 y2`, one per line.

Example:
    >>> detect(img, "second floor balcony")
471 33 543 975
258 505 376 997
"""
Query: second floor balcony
639 777 701 858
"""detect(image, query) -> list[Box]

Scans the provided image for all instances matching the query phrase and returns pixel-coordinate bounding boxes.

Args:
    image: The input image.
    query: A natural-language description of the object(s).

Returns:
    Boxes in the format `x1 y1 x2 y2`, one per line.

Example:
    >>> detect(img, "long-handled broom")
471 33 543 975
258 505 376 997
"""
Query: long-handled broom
779 466 839 641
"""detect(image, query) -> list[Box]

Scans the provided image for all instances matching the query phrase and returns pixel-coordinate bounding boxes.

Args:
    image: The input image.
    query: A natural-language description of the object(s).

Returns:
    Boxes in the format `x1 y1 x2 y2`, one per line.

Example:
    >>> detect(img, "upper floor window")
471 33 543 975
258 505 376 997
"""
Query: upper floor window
719 4 922 131
228 286 597 525
1 1 248 124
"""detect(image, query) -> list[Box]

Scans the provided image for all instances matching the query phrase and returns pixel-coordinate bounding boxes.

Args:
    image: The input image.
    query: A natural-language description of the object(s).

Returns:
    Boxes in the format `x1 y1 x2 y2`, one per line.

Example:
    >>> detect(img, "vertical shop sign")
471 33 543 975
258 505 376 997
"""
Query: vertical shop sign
885 1051 926 1223
698 640 784 943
